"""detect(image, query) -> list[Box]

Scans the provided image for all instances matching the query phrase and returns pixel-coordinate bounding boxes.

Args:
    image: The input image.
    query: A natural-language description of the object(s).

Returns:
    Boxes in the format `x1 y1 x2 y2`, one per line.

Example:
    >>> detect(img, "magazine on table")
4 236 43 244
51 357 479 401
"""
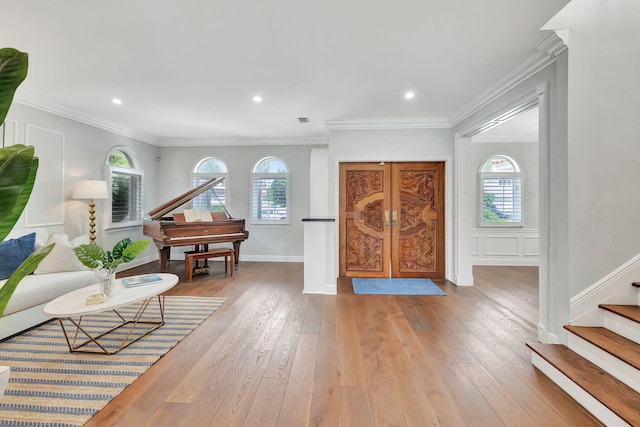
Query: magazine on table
122 274 163 287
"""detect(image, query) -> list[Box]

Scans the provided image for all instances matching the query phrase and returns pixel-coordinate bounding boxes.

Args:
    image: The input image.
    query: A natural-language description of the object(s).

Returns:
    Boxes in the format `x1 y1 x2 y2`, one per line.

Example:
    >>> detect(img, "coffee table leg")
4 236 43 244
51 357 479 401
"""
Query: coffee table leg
58 295 167 355
59 317 113 354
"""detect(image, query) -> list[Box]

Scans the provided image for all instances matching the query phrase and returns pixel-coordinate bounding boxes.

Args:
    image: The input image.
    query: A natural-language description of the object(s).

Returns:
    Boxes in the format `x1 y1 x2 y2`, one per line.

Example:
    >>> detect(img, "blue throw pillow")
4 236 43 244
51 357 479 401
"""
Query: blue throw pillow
0 233 36 280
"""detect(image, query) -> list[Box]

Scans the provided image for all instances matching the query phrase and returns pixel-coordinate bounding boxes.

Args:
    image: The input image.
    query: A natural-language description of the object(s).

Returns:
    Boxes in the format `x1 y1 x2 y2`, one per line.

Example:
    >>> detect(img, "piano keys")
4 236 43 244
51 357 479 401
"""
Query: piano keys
143 177 249 272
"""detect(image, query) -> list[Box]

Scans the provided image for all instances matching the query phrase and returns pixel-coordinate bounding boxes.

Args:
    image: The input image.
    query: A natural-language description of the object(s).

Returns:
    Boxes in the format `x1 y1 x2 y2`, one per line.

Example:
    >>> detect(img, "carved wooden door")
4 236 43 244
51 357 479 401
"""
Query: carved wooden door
339 162 445 278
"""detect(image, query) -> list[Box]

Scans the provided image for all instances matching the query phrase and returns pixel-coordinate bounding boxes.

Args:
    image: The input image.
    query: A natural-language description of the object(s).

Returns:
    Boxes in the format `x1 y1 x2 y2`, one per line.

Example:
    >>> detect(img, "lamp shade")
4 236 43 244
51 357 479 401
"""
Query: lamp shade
72 180 109 200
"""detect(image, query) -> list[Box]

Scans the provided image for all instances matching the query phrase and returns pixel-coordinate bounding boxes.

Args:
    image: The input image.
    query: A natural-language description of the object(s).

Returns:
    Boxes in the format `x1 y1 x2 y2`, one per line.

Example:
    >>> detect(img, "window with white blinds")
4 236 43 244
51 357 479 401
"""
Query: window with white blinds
111 169 143 223
479 155 523 227
192 157 228 212
251 157 289 224
106 148 143 229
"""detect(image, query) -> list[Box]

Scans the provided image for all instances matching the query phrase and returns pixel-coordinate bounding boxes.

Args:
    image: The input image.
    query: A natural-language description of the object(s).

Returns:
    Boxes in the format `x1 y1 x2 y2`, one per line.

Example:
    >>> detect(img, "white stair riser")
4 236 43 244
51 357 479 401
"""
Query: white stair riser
568 333 640 393
531 353 630 427
603 311 640 344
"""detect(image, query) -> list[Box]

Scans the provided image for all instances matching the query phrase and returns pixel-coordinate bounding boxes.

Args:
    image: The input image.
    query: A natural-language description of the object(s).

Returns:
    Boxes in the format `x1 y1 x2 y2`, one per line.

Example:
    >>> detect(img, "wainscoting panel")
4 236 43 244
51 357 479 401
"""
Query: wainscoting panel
523 236 539 256
484 236 519 256
472 228 539 266
24 124 65 227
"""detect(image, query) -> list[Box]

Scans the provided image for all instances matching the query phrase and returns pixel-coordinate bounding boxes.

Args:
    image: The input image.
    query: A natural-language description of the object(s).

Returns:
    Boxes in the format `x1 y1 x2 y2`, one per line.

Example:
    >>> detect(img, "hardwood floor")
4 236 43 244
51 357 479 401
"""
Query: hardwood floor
86 262 602 426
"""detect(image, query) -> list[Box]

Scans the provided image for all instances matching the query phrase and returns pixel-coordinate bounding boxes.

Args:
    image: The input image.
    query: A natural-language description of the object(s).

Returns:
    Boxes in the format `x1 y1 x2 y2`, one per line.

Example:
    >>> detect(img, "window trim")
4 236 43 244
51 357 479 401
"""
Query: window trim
104 148 144 230
478 154 524 228
250 157 290 225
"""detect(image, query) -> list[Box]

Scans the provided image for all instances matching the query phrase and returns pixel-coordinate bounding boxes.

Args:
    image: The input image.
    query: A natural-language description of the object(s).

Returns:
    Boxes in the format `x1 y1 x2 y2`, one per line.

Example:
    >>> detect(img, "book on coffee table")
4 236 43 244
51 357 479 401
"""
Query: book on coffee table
122 274 163 287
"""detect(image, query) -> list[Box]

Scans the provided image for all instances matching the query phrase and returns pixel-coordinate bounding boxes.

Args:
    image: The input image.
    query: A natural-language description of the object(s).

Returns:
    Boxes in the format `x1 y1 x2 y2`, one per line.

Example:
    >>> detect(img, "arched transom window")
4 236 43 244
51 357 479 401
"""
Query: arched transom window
192 157 228 212
251 156 289 224
479 154 523 226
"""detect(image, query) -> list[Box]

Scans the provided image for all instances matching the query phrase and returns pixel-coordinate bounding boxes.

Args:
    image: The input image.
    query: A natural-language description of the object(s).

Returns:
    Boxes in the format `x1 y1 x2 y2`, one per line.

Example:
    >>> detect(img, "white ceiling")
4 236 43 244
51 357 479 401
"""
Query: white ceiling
1 0 569 145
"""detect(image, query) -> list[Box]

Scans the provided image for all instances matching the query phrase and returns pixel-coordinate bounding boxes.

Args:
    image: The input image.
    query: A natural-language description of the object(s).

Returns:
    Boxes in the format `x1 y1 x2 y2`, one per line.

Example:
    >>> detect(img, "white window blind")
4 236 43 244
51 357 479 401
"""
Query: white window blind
111 170 143 223
252 177 287 221
481 175 522 224
251 157 289 224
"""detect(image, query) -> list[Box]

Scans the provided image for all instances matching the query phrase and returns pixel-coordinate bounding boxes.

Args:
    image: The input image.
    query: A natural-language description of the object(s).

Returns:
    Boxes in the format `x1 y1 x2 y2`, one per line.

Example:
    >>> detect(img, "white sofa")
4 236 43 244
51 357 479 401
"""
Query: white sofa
0 228 96 340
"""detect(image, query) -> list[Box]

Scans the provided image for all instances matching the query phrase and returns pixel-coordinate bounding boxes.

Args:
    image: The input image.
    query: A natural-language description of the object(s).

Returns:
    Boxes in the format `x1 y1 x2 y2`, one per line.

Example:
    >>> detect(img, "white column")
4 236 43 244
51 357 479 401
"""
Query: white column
453 136 474 286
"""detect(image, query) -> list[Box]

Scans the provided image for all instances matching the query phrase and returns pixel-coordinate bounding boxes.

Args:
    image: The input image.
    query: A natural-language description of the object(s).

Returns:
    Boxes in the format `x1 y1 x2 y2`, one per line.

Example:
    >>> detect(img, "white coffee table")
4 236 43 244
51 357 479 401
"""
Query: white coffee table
43 273 179 354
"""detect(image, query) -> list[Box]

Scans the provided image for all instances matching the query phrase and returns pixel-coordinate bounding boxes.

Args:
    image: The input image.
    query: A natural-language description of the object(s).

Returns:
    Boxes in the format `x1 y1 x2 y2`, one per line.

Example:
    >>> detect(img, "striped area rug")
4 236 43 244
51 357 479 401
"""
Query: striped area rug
0 296 226 426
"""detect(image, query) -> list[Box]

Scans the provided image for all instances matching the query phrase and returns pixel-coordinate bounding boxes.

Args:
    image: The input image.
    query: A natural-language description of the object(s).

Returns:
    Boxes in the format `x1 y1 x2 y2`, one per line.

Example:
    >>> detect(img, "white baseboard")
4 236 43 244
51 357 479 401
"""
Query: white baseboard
472 258 539 266
303 283 337 295
537 324 559 343
119 254 158 271
168 254 304 263
233 255 304 263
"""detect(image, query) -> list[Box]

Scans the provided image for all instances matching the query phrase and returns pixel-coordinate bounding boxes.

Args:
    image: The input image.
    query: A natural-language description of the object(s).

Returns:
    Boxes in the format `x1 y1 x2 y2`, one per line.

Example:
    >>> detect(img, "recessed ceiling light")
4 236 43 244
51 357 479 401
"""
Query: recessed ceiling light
253 95 263 103
404 91 415 100
112 98 122 105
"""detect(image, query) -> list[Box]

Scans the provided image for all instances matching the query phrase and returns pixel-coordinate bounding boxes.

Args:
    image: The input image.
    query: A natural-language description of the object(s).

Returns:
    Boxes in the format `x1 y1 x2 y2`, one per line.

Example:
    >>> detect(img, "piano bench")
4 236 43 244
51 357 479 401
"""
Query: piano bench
184 248 235 282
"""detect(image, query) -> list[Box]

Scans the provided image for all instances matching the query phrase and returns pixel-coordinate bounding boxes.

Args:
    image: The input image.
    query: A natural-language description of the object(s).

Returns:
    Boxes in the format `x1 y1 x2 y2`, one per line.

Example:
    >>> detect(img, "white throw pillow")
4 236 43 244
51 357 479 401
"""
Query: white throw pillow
34 233 89 274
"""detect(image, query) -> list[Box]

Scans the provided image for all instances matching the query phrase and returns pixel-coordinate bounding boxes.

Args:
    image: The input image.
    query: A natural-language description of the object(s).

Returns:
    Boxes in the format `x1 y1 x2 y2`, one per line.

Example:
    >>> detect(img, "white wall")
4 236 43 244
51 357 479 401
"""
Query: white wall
566 40 640 298
5 102 160 266
156 144 314 261
543 0 640 323
470 141 539 265
326 128 455 280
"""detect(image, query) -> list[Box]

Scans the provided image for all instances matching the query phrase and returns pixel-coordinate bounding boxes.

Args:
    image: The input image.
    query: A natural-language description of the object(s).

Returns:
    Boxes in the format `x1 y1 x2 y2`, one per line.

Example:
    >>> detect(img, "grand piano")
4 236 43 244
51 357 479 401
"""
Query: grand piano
143 177 249 272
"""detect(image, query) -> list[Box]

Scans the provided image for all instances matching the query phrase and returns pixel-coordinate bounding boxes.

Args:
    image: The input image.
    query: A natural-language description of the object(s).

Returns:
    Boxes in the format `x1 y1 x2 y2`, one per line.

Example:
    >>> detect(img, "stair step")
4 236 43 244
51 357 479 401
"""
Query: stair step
599 304 640 323
565 325 640 371
527 342 640 426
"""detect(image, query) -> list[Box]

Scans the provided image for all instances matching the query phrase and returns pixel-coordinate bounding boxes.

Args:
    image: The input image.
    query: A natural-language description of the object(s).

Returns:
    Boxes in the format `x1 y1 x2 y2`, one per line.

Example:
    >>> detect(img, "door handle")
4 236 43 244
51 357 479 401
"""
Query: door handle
392 210 397 227
384 210 390 226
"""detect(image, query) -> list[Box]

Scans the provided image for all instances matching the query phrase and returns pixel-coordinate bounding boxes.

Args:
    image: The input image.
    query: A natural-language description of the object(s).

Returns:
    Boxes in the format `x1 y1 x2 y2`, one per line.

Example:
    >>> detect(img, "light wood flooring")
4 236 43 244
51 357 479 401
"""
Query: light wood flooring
85 262 602 426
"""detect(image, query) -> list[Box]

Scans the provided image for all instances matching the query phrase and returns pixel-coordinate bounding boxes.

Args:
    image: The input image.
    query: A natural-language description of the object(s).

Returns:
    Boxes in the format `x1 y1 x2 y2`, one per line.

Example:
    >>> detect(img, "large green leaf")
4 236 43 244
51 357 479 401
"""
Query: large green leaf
111 238 133 260
73 244 105 270
121 240 151 262
0 48 28 125
0 243 54 317
0 145 36 242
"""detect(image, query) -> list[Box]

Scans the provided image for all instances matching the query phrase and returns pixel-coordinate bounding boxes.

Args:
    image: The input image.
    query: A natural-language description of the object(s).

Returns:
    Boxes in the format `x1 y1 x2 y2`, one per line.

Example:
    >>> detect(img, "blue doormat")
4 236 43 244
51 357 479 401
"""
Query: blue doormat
352 278 446 296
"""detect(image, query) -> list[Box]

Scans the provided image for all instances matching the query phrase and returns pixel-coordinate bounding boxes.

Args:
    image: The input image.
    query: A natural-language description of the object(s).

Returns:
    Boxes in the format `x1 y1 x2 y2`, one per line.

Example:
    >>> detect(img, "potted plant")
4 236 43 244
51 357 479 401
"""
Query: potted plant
73 238 150 297
0 48 55 397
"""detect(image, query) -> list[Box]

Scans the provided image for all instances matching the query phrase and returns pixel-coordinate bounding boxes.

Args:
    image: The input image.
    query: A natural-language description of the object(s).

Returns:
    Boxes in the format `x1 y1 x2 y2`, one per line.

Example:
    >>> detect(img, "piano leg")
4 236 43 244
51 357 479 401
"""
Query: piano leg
158 246 171 272
233 241 241 265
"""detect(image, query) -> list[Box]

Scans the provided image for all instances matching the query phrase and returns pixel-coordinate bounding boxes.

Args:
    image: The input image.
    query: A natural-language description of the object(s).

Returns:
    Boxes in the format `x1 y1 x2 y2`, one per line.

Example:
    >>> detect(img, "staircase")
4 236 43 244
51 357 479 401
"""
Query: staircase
527 282 640 427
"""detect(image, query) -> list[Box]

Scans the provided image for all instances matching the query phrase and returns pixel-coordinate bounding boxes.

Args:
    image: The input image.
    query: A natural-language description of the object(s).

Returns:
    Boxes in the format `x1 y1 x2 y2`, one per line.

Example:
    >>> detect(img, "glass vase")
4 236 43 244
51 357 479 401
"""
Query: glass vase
96 270 116 298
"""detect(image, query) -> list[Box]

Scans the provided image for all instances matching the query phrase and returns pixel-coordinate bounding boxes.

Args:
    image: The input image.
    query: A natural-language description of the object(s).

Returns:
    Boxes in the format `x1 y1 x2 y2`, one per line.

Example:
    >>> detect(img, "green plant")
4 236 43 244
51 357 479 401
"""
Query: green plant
0 48 54 317
73 238 151 275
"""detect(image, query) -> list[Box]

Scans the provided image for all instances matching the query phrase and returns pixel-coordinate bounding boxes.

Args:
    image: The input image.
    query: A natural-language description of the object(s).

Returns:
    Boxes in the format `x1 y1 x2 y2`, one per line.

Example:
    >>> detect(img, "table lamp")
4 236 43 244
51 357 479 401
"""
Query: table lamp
72 180 109 244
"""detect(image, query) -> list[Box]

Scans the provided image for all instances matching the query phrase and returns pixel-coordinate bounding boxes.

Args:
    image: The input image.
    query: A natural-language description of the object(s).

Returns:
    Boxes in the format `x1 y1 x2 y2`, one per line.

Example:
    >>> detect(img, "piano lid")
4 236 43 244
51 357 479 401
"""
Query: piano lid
147 176 224 220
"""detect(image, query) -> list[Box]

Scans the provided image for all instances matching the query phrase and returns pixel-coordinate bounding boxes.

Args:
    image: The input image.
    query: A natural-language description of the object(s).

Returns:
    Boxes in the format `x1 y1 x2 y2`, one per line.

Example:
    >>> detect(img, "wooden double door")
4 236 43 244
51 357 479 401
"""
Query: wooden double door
339 162 445 278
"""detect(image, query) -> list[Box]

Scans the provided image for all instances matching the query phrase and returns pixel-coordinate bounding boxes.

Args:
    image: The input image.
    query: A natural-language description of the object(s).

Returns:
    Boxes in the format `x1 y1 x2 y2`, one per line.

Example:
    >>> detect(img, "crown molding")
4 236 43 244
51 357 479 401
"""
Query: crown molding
156 136 328 147
324 117 450 131
449 32 566 127
14 96 158 145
